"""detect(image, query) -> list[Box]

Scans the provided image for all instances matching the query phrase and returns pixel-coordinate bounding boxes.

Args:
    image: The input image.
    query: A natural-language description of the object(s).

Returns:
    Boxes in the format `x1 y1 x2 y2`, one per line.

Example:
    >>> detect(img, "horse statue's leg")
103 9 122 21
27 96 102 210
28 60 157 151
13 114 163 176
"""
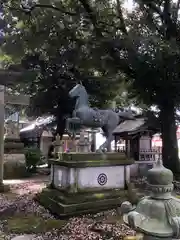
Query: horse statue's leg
66 118 74 139
97 129 113 152
66 117 82 139
107 133 114 152
98 134 113 152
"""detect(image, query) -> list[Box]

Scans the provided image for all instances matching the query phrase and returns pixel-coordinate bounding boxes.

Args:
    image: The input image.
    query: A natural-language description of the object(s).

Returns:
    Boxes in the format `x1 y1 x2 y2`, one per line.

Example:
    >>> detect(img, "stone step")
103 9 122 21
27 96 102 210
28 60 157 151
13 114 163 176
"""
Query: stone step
11 235 35 240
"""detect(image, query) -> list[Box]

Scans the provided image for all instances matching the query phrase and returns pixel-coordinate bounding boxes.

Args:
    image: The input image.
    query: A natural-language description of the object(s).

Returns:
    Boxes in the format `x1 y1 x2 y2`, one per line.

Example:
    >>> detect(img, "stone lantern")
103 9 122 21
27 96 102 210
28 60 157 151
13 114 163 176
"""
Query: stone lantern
121 159 180 239
53 134 63 159
76 130 90 153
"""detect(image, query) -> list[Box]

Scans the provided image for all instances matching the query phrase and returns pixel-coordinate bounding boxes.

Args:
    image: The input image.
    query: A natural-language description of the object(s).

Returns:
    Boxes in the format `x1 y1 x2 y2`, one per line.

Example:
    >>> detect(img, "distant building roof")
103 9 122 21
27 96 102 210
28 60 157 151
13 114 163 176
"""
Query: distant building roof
113 117 159 136
20 116 55 133
19 116 56 139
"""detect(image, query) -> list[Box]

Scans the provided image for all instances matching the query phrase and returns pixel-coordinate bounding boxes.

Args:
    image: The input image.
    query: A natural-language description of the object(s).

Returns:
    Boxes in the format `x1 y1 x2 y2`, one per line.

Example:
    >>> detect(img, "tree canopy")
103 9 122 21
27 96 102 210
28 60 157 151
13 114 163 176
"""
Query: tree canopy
2 0 180 172
1 0 130 136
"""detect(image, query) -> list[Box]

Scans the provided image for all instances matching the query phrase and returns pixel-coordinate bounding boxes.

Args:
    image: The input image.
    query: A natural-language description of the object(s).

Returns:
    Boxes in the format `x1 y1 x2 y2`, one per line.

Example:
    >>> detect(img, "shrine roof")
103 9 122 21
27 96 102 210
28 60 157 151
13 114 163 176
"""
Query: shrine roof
0 69 33 86
20 116 55 133
19 116 55 139
0 70 23 85
113 117 159 136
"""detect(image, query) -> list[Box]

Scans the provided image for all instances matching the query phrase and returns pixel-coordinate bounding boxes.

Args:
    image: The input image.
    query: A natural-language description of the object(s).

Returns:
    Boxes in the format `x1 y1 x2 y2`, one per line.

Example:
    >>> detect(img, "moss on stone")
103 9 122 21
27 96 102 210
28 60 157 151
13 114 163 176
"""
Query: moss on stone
36 188 128 217
6 214 67 234
49 159 134 168
62 152 127 161
94 193 105 199
48 152 134 167
39 188 127 205
124 234 144 240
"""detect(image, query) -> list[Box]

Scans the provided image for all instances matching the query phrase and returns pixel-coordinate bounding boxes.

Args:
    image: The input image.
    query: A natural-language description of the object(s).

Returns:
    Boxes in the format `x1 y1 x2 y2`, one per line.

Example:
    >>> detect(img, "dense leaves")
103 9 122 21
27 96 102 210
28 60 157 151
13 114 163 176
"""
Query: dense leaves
71 0 180 173
1 0 125 136
2 0 180 172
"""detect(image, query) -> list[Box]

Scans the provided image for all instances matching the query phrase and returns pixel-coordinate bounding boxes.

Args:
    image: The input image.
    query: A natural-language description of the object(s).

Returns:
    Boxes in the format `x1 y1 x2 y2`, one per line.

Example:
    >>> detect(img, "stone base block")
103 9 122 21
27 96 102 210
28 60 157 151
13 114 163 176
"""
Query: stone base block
4 158 27 179
36 187 128 217
0 183 10 193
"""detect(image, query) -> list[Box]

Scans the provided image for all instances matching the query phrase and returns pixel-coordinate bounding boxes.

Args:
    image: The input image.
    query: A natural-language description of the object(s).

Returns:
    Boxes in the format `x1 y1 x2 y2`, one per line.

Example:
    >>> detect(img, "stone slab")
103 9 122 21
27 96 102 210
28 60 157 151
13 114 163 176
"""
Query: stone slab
11 235 35 240
36 187 128 217
59 152 129 161
49 159 134 167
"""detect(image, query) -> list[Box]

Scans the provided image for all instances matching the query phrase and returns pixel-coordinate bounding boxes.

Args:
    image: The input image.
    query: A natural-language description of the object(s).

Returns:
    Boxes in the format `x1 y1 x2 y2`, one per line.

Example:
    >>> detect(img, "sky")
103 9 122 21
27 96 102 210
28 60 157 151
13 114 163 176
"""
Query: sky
123 0 134 11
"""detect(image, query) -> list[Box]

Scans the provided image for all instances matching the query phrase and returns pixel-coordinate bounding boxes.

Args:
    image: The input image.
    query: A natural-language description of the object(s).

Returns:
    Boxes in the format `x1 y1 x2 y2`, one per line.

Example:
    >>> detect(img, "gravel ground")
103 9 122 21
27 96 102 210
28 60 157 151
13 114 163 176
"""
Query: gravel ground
0 176 136 240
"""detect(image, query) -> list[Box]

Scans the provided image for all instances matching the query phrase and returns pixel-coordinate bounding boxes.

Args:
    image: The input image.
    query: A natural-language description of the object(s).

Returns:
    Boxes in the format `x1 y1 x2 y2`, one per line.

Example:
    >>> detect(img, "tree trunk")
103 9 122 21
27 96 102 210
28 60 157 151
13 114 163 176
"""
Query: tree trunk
56 115 66 140
159 103 180 174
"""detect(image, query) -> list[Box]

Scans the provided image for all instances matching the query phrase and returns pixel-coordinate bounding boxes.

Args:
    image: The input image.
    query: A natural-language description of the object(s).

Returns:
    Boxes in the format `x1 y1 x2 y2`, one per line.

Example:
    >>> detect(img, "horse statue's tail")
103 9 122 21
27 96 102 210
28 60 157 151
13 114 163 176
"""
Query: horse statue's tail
117 110 135 120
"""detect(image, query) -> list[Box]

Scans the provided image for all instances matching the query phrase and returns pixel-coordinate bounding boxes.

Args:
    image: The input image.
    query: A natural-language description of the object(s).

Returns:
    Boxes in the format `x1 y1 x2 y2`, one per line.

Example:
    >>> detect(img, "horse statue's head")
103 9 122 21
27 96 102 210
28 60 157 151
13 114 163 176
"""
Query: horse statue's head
69 83 87 100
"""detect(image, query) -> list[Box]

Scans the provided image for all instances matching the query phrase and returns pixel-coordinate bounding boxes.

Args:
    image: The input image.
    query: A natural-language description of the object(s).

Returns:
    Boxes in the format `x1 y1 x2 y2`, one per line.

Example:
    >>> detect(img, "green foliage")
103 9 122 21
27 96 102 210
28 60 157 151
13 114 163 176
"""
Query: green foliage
0 1 135 143
0 0 131 138
2 1 179 109
1 0 123 108
24 147 41 172
3 1 180 172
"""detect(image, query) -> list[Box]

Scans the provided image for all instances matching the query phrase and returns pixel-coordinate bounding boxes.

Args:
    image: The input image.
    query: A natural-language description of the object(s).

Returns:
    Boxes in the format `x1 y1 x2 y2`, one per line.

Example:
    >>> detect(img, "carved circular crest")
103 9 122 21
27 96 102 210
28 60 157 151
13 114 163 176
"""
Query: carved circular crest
97 173 107 186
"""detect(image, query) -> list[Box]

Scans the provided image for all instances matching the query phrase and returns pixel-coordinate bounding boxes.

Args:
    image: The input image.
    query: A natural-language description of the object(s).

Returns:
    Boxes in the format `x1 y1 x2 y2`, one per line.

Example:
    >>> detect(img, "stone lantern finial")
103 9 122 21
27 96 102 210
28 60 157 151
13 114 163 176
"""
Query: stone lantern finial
121 159 180 239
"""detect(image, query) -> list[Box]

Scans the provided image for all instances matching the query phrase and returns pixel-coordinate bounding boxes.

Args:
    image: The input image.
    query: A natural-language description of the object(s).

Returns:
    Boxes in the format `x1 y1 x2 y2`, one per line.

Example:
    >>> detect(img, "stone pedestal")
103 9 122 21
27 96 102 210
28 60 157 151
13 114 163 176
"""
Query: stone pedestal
121 159 180 239
36 152 134 217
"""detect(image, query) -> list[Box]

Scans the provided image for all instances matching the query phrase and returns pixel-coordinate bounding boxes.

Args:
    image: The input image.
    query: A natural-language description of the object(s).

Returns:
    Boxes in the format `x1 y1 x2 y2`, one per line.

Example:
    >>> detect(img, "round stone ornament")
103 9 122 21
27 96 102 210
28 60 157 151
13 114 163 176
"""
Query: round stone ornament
97 173 107 186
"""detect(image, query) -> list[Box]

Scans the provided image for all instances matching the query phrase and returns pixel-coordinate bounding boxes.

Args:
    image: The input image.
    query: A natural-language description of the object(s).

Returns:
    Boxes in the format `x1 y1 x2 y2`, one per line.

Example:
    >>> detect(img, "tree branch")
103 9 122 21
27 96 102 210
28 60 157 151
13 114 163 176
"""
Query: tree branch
163 0 176 39
78 0 139 81
144 1 177 39
174 0 180 23
7 3 77 16
145 2 164 22
141 5 165 36
30 4 77 16
163 0 171 25
78 0 103 38
116 0 128 35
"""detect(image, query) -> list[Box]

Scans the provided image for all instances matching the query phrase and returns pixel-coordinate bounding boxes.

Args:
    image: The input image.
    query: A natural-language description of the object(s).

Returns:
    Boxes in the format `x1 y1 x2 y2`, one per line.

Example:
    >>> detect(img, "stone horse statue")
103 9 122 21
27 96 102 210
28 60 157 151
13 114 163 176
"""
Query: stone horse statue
66 83 135 152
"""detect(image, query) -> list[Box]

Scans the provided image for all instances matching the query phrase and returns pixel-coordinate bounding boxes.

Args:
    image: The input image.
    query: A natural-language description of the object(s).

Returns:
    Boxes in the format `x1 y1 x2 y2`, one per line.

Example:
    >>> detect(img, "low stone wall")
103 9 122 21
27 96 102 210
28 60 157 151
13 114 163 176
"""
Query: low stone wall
3 137 27 179
4 154 25 162
130 161 156 178
4 153 26 179
4 139 24 154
